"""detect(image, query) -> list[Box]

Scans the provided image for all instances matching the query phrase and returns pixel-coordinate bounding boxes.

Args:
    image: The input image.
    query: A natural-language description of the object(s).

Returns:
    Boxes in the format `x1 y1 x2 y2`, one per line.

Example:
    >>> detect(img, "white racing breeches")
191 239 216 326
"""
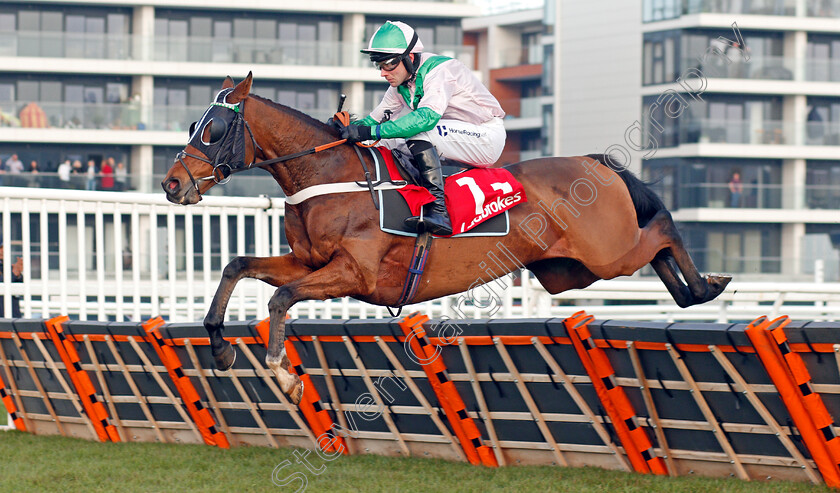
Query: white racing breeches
379 117 506 167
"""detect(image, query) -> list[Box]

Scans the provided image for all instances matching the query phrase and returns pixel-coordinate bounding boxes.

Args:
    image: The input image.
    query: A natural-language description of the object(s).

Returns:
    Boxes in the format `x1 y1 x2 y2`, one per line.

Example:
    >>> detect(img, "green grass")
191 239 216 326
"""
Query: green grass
0 431 833 493
0 398 6 426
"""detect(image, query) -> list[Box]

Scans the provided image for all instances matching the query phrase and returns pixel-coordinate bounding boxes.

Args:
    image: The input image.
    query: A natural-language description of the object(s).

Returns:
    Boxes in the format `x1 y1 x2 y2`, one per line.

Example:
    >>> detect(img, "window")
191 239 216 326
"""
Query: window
806 161 840 209
807 35 840 82
646 157 782 209
643 31 679 85
681 223 781 274
154 10 340 65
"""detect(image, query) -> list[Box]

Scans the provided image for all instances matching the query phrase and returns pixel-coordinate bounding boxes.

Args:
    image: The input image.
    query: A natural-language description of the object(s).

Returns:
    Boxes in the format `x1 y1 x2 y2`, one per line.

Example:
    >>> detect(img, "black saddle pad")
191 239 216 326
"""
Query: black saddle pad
371 147 509 238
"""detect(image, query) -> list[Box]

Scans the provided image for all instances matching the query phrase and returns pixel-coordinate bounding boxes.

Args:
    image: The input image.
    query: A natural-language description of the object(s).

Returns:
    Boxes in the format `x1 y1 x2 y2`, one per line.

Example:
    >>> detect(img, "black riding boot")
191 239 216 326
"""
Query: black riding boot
404 141 453 236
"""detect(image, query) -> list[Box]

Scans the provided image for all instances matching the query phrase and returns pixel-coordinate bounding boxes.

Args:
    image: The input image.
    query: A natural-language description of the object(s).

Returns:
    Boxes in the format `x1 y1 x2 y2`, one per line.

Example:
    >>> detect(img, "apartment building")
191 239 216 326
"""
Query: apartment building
0 0 478 196
641 0 840 280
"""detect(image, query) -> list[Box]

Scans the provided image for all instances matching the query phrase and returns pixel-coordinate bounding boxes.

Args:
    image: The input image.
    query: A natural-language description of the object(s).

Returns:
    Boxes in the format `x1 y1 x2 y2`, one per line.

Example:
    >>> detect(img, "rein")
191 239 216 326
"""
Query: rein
180 104 386 208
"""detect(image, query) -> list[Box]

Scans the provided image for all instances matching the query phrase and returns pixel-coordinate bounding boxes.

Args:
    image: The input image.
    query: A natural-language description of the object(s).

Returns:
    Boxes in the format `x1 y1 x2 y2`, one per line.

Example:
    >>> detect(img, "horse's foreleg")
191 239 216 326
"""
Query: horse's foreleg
204 253 312 371
264 257 371 404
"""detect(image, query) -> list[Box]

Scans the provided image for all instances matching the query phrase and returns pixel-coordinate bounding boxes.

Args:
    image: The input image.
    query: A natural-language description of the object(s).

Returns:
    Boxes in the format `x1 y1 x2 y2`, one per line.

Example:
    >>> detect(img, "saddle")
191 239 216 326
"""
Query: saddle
373 147 525 238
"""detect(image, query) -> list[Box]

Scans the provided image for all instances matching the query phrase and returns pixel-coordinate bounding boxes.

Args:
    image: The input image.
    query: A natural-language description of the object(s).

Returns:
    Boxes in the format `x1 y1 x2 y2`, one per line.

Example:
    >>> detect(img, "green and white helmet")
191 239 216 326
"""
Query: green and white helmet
361 21 424 63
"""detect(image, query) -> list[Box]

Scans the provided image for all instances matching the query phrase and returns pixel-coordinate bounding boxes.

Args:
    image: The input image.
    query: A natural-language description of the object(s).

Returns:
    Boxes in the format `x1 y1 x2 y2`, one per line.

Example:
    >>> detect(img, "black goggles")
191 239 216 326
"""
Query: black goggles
374 56 402 71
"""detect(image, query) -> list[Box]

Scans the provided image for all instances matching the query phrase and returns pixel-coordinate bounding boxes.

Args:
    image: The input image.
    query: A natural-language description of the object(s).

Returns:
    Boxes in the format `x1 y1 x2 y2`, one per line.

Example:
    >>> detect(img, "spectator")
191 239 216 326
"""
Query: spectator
728 171 743 208
86 160 97 190
71 159 84 174
114 161 128 191
0 236 23 318
5 154 23 174
28 160 40 187
101 158 114 190
57 159 72 184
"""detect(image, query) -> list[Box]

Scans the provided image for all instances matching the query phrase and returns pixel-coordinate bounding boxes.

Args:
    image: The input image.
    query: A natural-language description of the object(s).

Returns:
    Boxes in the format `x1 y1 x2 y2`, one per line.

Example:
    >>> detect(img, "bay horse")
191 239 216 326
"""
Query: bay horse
162 73 730 404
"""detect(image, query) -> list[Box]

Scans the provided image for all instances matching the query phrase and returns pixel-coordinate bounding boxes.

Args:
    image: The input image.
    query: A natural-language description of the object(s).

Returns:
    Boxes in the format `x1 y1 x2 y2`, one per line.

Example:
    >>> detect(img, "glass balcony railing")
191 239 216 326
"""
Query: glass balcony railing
805 184 840 209
0 171 283 197
804 121 840 145
676 182 784 209
684 0 797 15
499 96 544 119
498 45 543 68
647 0 840 19
0 30 134 59
152 36 351 66
684 55 795 80
805 58 840 82
807 0 840 16
0 31 477 69
0 101 335 132
680 118 792 145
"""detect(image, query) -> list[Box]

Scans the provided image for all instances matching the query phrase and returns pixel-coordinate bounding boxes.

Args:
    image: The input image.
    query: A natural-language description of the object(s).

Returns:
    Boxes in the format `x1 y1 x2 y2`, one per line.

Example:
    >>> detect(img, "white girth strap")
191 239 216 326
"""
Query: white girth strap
284 181 406 205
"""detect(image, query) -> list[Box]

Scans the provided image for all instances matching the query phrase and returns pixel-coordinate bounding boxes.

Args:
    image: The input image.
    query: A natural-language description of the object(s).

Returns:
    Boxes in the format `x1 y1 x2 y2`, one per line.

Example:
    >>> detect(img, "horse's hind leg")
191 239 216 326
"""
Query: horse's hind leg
646 210 731 307
204 254 311 371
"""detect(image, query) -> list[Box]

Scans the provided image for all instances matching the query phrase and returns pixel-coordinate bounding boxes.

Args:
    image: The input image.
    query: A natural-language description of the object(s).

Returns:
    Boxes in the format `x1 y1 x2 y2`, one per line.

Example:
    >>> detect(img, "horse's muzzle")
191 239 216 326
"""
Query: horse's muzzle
162 177 200 205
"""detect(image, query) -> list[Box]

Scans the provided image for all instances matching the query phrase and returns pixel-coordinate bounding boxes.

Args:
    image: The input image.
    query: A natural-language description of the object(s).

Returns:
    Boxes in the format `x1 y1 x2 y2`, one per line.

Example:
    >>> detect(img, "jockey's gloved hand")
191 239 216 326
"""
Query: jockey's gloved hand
340 124 373 143
326 117 344 133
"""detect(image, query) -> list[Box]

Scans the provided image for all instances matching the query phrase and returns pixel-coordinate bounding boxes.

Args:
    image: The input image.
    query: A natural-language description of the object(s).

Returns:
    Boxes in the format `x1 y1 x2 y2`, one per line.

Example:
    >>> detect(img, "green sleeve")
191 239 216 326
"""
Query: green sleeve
352 115 379 126
373 107 442 140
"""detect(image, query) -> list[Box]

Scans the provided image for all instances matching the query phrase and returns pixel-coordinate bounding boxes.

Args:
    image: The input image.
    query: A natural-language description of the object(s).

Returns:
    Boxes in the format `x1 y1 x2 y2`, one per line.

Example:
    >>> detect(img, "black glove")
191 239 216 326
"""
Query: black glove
326 117 344 133
340 124 373 143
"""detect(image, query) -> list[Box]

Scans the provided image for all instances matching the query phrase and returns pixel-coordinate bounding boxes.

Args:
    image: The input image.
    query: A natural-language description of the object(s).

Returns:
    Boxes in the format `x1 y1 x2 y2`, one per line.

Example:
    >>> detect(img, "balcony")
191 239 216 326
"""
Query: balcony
0 31 476 70
647 0 840 19
0 101 334 133
658 182 840 210
680 118 792 145
0 30 134 59
684 0 797 16
675 182 784 209
683 55 795 81
805 121 840 145
498 44 542 68
805 58 840 82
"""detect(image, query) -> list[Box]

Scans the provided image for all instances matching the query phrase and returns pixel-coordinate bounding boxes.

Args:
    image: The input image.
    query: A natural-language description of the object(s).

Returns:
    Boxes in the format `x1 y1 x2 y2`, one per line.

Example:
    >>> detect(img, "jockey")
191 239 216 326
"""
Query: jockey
338 20 506 237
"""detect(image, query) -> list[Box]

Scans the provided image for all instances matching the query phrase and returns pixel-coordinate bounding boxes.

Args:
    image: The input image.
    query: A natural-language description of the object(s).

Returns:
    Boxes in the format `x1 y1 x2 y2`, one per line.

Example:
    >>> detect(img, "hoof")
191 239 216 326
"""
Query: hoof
213 341 236 371
290 377 304 405
703 274 732 302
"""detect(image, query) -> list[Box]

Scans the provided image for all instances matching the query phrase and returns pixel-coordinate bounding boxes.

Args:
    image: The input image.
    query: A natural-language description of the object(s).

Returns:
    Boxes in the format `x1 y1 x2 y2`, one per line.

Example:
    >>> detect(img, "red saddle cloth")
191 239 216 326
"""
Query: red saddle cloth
380 149 527 236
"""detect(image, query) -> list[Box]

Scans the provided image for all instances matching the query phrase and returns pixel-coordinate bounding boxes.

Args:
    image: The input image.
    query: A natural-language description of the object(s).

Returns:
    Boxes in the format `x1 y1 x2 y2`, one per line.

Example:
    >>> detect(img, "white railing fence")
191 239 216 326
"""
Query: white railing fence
2 187 840 323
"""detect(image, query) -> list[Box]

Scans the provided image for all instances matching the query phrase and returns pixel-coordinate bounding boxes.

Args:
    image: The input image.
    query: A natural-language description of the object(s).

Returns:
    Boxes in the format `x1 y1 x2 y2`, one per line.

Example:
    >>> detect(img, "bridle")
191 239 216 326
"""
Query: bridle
175 89 361 198
175 88 263 195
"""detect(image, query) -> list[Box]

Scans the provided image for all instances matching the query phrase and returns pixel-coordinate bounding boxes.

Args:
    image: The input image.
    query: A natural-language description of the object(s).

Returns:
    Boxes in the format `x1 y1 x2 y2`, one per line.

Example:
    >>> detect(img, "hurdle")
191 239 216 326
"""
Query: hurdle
3 312 840 485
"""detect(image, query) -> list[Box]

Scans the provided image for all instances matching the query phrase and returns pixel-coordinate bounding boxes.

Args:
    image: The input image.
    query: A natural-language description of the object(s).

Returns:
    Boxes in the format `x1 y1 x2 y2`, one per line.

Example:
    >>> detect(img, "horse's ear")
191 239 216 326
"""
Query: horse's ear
227 72 253 104
221 76 235 90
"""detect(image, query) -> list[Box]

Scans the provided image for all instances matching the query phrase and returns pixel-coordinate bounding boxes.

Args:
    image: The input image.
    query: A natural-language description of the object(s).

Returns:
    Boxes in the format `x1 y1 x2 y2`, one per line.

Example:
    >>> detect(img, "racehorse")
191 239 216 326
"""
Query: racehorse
162 73 730 404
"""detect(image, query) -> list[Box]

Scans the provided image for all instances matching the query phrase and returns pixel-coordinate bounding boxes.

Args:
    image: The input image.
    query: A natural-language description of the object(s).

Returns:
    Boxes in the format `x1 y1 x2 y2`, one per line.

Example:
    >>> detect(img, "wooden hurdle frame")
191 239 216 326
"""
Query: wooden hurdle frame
2 312 840 486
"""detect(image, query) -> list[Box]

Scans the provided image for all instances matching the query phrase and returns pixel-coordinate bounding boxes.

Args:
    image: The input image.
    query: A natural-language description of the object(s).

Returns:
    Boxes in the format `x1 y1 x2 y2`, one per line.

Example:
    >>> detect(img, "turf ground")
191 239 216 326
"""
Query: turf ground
0 431 834 493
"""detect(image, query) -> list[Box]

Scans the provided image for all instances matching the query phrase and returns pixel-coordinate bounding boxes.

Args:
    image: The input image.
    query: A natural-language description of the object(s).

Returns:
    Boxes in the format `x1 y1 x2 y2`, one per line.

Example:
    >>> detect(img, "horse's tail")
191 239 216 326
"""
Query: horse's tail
585 154 665 228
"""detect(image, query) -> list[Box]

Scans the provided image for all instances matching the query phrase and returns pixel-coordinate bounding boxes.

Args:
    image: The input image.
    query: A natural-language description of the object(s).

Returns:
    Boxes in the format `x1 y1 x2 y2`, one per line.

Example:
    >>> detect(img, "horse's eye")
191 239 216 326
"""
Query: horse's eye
189 121 197 136
201 117 227 145
208 118 226 143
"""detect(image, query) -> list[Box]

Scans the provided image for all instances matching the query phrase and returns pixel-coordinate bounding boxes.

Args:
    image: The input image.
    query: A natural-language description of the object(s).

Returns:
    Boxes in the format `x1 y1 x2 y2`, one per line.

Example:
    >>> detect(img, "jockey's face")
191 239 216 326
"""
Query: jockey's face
380 54 413 87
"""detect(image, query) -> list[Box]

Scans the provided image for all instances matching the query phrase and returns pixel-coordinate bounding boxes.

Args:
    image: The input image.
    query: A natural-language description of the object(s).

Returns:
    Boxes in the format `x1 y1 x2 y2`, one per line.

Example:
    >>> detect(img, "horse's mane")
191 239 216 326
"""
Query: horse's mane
249 93 335 133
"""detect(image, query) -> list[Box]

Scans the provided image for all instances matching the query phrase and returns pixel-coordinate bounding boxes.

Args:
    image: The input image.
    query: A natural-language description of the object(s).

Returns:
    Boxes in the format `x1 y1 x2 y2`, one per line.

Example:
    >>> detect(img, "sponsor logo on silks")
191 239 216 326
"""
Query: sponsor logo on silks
462 192 524 233
436 125 485 139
